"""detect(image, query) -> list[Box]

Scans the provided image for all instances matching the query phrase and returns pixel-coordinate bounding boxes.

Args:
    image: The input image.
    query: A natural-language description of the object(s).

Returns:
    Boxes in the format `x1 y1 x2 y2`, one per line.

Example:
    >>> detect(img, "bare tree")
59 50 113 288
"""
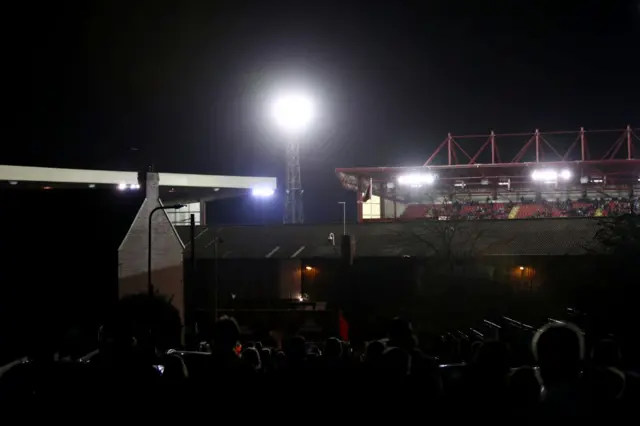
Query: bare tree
590 213 640 258
404 220 499 273
389 219 515 330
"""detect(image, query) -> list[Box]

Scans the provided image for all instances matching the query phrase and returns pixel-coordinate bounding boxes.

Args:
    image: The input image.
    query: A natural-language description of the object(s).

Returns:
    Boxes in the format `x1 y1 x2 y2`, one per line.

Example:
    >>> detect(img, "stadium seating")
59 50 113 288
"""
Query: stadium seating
397 200 631 220
401 204 429 219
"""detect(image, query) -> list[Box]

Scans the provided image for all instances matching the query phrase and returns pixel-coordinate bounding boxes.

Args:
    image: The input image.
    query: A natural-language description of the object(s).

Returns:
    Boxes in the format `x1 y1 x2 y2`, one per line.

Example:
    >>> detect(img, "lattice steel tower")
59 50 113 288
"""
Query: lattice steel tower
284 140 304 224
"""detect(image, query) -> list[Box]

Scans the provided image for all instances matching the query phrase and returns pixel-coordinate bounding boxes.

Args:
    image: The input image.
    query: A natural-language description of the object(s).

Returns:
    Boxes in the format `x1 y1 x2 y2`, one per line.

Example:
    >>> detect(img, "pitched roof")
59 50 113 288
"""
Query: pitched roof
176 217 605 259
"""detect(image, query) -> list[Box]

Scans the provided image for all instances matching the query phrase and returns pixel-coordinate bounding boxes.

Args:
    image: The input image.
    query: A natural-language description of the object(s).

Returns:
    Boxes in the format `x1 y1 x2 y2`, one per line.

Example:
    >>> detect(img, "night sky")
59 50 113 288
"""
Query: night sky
17 0 640 223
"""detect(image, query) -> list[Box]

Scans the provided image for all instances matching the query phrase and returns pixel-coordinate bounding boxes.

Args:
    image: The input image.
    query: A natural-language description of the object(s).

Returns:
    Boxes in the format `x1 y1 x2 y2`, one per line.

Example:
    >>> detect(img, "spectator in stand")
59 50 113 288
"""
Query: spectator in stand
323 337 343 369
241 347 262 373
207 316 247 379
283 335 307 371
363 340 385 370
587 339 626 402
532 322 589 415
509 366 541 410
382 347 411 376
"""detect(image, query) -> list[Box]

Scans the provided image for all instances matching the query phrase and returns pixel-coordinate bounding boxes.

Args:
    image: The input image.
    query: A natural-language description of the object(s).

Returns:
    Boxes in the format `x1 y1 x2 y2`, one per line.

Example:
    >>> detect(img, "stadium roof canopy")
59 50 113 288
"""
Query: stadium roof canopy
177 218 605 259
335 127 640 192
0 165 277 204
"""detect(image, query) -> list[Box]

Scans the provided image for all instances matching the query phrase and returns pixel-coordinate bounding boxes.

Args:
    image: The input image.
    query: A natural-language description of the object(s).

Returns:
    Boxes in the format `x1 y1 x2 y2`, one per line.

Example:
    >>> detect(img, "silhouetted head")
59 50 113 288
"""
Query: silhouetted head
308 345 321 356
324 337 343 361
242 347 262 371
364 340 385 364
105 294 181 355
212 316 240 351
284 335 307 363
388 317 416 350
382 347 411 376
532 322 584 384
510 366 541 405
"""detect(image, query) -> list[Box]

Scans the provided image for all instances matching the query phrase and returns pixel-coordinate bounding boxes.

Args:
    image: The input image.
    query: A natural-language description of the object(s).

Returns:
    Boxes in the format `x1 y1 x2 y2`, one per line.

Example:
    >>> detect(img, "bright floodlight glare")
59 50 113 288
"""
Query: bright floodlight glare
272 93 314 134
252 187 275 197
117 183 127 190
531 169 571 182
531 170 557 181
397 173 436 186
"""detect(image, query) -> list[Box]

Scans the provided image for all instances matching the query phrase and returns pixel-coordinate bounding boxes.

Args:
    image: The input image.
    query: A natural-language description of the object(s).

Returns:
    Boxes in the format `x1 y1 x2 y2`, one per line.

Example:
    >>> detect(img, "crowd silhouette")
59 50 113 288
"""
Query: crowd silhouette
0 295 636 420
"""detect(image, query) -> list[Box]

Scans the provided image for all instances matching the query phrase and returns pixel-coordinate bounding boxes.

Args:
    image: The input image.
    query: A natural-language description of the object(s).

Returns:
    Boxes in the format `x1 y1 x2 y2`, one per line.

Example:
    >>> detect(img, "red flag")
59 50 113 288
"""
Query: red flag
338 310 349 342
361 177 373 203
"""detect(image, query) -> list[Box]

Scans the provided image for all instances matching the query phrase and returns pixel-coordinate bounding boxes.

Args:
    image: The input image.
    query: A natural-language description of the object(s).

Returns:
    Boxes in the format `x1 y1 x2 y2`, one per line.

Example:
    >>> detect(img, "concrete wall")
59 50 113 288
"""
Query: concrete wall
118 172 185 322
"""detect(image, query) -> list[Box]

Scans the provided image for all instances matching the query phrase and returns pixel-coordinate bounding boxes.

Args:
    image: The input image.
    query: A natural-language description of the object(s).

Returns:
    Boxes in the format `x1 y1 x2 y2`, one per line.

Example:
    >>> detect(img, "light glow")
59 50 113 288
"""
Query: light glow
531 169 572 182
272 92 315 134
118 182 140 191
397 173 436 186
252 187 275 197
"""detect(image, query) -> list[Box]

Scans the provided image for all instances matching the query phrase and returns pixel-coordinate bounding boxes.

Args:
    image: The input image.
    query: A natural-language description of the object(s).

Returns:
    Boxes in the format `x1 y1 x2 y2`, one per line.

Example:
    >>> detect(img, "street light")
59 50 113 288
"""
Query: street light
148 204 185 297
338 202 346 236
271 91 315 224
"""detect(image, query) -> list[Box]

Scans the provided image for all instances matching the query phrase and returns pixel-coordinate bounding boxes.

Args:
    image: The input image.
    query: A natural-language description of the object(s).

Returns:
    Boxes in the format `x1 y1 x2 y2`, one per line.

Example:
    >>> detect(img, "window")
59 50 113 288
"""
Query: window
186 202 200 213
166 202 202 226
362 195 381 219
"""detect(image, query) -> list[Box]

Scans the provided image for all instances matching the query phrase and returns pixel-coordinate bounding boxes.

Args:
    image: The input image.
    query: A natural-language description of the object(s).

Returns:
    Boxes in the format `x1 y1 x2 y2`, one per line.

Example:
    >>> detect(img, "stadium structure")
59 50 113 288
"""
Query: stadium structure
0 165 276 228
166 127 639 336
0 164 277 322
336 127 640 221
3 127 637 337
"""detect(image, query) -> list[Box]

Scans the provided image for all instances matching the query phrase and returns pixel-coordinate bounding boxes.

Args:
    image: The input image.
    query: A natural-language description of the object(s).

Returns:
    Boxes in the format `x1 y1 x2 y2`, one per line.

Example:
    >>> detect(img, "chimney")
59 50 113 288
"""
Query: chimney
138 170 160 200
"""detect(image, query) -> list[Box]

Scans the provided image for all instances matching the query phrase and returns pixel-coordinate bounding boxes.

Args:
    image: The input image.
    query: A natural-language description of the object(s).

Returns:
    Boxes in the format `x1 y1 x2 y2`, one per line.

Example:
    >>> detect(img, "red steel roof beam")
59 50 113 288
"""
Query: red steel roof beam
540 135 564 160
468 136 492 165
562 134 580 161
423 137 449 166
511 135 535 163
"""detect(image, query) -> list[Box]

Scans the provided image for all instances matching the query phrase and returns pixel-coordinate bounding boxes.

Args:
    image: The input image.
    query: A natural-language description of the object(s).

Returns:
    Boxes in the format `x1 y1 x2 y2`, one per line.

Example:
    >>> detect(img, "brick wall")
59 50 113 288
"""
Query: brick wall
118 172 185 322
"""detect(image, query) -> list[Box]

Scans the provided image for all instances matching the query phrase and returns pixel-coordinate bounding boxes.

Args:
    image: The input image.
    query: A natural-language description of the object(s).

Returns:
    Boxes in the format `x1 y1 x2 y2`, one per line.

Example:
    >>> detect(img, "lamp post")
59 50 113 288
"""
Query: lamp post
338 201 346 235
148 204 185 297
271 91 315 224
212 236 223 320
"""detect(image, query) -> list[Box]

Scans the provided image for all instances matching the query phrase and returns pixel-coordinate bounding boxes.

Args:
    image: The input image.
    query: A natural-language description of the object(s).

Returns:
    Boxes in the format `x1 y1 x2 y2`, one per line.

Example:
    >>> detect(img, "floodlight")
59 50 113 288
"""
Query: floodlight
531 169 571 182
531 170 557 181
252 187 275 197
560 169 572 180
119 182 140 190
272 93 315 134
397 173 436 186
